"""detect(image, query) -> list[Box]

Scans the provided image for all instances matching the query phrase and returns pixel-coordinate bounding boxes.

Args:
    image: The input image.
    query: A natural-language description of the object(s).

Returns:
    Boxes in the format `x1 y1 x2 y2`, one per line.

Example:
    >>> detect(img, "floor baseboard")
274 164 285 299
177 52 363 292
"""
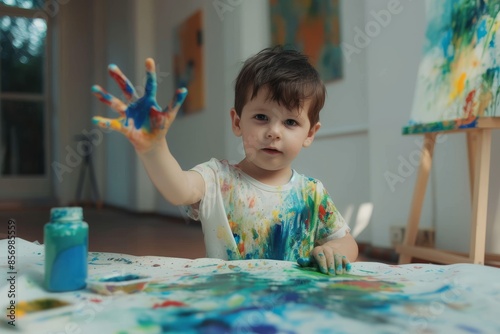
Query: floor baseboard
358 242 399 264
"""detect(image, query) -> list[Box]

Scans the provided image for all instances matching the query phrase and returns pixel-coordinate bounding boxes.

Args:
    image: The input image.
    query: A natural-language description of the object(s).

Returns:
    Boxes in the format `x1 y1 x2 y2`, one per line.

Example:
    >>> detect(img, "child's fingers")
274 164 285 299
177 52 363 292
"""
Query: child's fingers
92 116 127 135
323 248 336 275
297 257 314 267
312 250 328 274
343 256 352 272
334 254 344 275
108 64 137 102
150 106 166 131
91 85 127 116
144 58 157 98
162 88 188 121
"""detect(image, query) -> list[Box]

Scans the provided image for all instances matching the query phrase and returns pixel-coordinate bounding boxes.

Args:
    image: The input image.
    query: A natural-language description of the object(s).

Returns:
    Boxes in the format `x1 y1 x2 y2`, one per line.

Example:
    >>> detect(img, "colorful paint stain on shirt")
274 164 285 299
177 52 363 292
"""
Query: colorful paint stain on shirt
185 159 348 261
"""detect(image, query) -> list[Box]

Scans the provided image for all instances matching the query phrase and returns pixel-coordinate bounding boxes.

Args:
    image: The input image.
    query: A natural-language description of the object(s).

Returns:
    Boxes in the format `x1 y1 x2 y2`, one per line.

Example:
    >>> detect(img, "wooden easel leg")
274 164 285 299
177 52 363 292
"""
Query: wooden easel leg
469 129 491 264
398 133 437 264
466 132 477 204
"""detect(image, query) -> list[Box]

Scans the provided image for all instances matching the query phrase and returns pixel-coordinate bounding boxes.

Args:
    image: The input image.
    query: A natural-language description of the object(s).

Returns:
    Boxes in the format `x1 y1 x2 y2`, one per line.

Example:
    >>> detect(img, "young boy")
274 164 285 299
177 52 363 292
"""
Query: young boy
92 46 358 275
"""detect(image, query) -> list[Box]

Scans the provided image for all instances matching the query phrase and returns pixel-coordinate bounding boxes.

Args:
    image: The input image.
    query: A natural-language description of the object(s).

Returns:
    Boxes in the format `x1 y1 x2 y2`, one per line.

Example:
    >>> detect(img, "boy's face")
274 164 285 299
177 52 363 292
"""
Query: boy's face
231 87 321 174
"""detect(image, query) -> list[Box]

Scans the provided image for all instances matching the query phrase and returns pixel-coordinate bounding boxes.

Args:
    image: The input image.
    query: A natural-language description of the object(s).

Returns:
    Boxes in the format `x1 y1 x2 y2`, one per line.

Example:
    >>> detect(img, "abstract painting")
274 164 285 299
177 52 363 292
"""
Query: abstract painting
406 0 500 134
173 10 204 115
270 0 343 82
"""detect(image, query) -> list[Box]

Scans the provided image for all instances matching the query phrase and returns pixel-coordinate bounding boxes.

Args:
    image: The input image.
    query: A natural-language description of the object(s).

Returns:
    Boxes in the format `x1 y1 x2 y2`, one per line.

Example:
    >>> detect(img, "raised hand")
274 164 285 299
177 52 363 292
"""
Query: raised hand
92 58 188 153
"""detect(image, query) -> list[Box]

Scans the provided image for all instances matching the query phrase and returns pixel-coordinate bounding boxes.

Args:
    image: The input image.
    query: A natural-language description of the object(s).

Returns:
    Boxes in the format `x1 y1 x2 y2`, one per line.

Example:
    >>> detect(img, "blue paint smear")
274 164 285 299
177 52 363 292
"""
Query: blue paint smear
424 0 454 52
174 88 188 108
103 257 133 265
458 118 478 129
269 222 284 260
125 96 161 131
456 324 483 333
100 274 146 282
49 245 87 291
477 19 488 41
441 29 454 63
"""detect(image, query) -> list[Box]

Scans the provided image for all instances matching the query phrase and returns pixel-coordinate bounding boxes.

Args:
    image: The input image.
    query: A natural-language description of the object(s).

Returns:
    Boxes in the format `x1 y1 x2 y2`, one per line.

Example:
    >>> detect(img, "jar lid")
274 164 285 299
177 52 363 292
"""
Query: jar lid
50 207 83 222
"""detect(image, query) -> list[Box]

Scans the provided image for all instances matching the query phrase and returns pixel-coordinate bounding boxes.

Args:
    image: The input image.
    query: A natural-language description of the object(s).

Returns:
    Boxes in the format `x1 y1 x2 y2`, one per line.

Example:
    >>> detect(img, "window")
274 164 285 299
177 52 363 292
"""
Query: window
0 0 48 176
0 1 43 9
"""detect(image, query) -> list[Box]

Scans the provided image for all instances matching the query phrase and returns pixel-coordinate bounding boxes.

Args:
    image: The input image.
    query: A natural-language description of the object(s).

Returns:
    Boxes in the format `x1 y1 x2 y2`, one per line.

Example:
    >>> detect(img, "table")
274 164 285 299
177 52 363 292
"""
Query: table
1 238 500 333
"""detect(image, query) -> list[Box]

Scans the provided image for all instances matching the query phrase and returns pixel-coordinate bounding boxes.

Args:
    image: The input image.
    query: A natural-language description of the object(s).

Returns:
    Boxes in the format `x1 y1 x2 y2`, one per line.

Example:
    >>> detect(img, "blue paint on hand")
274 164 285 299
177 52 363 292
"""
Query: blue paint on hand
297 257 313 267
174 88 188 108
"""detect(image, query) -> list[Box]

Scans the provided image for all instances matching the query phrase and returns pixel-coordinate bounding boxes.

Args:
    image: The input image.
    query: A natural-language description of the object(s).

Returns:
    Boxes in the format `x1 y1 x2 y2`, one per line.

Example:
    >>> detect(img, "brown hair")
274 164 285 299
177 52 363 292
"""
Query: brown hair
234 45 326 127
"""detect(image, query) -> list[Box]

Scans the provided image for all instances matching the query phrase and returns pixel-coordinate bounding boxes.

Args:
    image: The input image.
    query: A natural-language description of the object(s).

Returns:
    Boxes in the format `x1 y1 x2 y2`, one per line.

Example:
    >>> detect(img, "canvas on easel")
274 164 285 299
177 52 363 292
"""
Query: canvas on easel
406 0 500 134
398 0 500 265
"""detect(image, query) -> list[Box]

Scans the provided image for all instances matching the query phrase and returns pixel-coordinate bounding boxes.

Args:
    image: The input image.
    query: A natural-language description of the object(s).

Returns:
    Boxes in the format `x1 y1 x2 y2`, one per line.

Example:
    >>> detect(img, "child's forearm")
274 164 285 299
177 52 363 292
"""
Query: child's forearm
137 140 204 206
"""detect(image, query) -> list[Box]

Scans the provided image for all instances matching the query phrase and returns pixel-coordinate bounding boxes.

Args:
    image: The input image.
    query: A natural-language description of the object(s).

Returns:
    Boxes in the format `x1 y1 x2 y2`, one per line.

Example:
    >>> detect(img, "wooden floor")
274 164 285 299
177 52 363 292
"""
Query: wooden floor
1 206 206 259
0 205 380 262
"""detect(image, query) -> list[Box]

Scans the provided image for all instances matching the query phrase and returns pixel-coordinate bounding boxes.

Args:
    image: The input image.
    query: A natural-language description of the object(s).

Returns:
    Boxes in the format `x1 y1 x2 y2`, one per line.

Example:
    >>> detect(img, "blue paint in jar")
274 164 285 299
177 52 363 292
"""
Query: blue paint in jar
44 207 88 292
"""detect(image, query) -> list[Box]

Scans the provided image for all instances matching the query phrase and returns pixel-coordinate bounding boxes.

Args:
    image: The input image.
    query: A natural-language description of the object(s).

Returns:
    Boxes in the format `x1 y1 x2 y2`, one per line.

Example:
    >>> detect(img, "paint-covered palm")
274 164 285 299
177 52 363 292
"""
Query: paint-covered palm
92 58 188 153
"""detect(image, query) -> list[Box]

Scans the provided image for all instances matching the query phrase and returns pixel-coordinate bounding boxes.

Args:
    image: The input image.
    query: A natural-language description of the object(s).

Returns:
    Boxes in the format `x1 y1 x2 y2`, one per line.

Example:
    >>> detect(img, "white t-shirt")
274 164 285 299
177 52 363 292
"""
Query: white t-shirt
185 158 349 261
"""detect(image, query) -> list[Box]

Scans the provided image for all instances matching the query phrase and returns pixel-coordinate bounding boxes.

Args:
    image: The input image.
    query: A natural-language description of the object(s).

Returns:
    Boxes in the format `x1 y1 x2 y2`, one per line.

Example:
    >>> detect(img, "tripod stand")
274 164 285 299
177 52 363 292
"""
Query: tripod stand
74 134 102 208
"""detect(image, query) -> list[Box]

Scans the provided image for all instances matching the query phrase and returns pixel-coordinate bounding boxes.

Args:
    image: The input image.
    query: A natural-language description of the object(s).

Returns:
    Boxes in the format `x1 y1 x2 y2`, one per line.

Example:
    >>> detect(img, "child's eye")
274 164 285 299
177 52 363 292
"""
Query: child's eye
254 114 268 121
284 119 298 126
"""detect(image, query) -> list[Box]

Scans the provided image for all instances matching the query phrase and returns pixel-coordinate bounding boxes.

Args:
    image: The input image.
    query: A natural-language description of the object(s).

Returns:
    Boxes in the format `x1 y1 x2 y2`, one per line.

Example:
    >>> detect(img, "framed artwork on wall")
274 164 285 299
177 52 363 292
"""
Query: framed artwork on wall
173 9 204 115
270 0 343 82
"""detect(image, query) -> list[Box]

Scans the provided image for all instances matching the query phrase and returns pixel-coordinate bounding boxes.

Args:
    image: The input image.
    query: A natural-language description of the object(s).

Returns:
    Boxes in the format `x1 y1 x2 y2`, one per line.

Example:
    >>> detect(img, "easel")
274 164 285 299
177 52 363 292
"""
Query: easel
396 117 500 265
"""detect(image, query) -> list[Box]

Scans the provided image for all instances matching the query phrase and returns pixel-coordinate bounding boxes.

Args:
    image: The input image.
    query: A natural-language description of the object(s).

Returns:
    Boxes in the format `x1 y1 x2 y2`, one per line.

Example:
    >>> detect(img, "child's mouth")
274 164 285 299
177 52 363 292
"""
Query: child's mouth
262 148 281 155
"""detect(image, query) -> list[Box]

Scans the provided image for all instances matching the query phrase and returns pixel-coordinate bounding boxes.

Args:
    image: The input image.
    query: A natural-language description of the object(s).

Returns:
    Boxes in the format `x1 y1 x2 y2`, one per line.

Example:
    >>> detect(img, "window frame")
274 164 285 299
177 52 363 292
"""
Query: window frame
0 1 52 199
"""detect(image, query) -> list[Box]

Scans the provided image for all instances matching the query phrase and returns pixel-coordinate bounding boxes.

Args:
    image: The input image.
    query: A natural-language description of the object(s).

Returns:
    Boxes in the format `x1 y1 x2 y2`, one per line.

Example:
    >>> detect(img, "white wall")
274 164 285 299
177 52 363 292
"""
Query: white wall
152 0 229 217
52 0 499 254
367 0 428 247
101 0 137 209
52 0 95 204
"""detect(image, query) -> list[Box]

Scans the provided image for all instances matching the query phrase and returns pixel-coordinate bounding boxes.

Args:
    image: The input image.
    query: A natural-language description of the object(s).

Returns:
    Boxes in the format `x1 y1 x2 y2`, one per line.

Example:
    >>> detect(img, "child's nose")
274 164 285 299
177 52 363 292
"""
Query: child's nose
266 124 281 139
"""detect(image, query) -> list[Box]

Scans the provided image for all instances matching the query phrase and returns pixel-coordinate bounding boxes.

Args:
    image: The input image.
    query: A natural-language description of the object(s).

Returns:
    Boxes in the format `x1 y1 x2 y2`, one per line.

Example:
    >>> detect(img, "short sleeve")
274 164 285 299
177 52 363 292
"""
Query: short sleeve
314 181 350 245
183 159 218 221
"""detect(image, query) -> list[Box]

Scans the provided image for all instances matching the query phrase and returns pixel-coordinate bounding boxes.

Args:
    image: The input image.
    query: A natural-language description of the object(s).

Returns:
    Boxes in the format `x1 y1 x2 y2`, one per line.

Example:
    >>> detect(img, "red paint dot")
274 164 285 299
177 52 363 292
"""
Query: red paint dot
153 300 186 309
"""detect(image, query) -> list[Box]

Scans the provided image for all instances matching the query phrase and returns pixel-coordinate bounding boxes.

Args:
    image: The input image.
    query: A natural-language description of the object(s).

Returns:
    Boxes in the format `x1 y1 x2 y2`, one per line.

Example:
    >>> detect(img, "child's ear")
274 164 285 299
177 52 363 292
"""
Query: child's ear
230 108 242 137
303 122 321 147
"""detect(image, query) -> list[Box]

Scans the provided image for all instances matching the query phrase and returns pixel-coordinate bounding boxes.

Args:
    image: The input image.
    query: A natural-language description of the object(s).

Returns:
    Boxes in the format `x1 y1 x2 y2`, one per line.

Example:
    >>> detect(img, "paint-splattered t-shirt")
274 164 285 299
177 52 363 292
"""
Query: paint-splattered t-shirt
185 158 349 261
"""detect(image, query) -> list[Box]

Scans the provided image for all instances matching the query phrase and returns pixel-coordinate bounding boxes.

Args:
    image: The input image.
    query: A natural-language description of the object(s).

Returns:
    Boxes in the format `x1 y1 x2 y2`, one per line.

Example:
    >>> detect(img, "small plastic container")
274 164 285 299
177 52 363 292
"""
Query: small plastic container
86 273 151 295
44 207 88 292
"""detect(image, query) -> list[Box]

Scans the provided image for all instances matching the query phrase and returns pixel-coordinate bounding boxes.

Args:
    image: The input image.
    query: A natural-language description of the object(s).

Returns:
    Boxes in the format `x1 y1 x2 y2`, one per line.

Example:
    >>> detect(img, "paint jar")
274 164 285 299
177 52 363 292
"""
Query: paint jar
44 207 88 292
